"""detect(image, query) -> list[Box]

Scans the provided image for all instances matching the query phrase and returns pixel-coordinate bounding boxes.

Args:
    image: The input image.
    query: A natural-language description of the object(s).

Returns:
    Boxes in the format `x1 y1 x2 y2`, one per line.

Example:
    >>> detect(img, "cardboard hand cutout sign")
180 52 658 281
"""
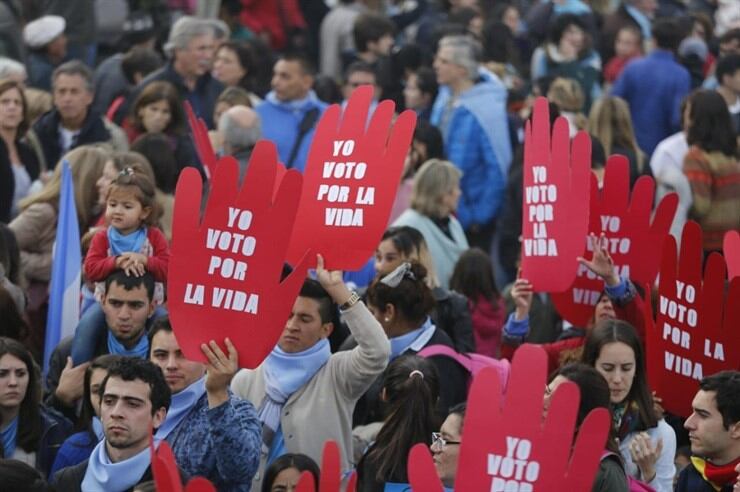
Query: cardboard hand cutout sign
286 85 416 270
645 222 740 418
167 142 311 368
185 102 218 180
408 344 611 491
151 439 216 492
520 97 591 292
552 158 678 326
724 230 739 279
295 441 357 492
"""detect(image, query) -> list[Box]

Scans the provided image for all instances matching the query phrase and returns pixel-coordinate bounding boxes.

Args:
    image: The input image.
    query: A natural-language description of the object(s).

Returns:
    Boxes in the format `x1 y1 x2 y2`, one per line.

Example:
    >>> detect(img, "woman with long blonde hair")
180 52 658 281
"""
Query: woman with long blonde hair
588 96 649 187
10 145 108 284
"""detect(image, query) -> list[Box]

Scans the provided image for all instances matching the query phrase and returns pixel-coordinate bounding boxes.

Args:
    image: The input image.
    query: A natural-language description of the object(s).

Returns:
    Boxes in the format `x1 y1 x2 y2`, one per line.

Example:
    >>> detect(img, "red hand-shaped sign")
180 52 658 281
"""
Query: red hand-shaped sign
520 97 591 292
286 85 416 270
151 439 216 492
408 344 610 491
724 230 740 279
295 441 357 492
645 221 740 417
185 102 217 180
553 158 677 326
167 141 311 368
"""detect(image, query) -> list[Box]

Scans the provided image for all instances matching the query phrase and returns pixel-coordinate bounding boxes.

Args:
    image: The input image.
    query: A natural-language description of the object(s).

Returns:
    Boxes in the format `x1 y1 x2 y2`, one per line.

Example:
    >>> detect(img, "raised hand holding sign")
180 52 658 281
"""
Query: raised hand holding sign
408 345 610 491
287 85 416 270
553 158 677 326
167 141 311 368
520 97 591 292
645 222 740 417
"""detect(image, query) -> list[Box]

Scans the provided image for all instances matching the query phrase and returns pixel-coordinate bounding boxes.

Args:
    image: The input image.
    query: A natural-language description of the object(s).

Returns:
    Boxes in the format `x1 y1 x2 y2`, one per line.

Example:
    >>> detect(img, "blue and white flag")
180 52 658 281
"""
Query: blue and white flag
44 160 81 375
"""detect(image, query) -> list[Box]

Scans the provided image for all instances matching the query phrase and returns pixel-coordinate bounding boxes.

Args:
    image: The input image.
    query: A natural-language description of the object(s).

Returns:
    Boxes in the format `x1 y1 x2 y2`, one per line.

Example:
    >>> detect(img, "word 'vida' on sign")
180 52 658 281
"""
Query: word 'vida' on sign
658 280 725 381
317 139 376 227
183 206 259 314
524 165 558 257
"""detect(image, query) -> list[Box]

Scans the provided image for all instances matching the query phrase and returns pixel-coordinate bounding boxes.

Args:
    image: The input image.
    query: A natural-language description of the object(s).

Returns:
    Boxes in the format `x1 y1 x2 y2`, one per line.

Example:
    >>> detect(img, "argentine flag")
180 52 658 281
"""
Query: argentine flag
44 160 81 375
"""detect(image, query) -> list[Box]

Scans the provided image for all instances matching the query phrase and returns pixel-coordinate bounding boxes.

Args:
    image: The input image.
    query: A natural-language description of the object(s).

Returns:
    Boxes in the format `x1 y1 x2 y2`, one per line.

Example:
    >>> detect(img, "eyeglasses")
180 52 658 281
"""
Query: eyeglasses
431 432 461 450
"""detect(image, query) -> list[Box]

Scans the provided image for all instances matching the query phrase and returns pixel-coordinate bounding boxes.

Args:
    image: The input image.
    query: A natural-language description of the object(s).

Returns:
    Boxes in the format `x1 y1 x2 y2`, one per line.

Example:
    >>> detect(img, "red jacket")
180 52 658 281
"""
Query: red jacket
84 226 169 282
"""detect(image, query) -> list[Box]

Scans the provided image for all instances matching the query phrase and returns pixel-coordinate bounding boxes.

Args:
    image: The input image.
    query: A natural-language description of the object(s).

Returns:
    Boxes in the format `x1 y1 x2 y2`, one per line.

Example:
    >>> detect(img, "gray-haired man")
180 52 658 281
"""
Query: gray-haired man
116 16 223 128
218 105 262 184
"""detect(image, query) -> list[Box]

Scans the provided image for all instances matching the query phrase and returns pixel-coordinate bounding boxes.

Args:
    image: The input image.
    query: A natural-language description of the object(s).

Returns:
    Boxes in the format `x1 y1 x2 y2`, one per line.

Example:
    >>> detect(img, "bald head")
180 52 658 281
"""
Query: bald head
218 105 261 154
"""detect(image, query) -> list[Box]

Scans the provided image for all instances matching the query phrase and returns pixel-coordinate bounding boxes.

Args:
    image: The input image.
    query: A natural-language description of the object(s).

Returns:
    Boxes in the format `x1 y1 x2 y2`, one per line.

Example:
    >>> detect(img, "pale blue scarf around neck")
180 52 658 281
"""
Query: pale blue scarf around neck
389 317 436 360
155 377 206 443
107 226 147 256
81 440 151 492
259 338 331 434
107 331 149 358
92 417 104 441
1 417 17 458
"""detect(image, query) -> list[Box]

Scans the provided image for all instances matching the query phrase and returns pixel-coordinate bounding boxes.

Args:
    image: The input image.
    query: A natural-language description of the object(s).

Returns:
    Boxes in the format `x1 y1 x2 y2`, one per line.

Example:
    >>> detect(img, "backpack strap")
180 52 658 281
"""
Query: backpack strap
418 344 474 373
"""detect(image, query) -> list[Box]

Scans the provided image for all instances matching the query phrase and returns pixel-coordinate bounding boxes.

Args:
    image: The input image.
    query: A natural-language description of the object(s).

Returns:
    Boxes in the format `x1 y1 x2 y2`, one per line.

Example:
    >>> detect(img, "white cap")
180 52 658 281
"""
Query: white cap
23 15 66 49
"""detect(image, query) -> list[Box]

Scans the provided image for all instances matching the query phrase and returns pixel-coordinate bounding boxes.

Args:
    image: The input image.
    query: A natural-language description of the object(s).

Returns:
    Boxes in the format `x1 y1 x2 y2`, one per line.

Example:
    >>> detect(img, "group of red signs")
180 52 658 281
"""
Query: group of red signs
153 92 737 491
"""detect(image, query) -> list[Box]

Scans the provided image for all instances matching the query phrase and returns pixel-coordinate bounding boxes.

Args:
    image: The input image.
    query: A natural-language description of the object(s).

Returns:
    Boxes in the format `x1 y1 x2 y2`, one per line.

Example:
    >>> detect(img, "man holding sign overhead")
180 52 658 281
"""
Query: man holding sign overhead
231 255 390 491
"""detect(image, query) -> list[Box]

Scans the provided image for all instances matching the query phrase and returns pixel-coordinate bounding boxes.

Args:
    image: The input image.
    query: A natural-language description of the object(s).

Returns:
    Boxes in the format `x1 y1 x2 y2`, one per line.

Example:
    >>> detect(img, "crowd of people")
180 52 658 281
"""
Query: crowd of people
0 0 739 491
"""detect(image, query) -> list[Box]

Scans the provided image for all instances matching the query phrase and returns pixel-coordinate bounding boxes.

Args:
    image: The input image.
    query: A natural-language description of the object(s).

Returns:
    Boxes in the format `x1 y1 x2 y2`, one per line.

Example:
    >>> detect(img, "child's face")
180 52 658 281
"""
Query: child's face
615 29 640 58
105 189 151 235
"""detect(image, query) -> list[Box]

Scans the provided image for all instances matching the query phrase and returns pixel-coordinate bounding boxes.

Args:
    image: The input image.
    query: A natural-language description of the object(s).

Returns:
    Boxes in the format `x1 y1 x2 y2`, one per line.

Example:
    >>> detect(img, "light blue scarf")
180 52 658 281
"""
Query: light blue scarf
259 339 331 434
265 90 321 113
625 5 652 40
107 331 149 358
155 377 206 443
389 317 435 360
92 417 104 441
107 226 147 256
1 417 17 458
81 440 151 492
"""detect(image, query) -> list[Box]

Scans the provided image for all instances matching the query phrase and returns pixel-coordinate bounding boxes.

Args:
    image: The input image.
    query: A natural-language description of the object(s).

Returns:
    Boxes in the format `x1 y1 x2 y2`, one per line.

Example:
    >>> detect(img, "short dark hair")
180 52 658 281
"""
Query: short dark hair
716 54 740 86
104 270 156 301
217 41 258 91
130 133 178 194
448 402 467 434
413 66 439 100
299 279 335 324
549 14 587 45
147 315 174 354
121 47 162 85
652 18 686 52
52 60 94 92
100 357 171 415
699 371 740 429
0 459 51 492
262 453 320 492
278 52 315 76
344 60 378 84
79 354 125 435
353 13 395 53
718 27 740 48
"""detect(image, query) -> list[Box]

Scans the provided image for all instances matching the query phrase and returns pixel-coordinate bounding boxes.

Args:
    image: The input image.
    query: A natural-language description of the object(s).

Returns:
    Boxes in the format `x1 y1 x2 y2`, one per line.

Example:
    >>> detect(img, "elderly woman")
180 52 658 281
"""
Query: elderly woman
393 159 469 288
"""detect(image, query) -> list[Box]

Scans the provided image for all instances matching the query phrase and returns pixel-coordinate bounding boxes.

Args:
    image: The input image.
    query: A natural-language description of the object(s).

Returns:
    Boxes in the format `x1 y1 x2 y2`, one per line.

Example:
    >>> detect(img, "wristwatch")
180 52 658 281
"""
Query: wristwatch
339 291 361 311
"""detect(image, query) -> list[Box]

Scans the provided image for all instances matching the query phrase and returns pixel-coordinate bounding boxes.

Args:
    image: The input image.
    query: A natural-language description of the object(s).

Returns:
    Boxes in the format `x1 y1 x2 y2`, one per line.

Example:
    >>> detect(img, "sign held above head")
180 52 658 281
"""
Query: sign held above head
167 141 311 369
520 97 591 293
645 221 740 418
287 85 417 271
552 157 678 326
